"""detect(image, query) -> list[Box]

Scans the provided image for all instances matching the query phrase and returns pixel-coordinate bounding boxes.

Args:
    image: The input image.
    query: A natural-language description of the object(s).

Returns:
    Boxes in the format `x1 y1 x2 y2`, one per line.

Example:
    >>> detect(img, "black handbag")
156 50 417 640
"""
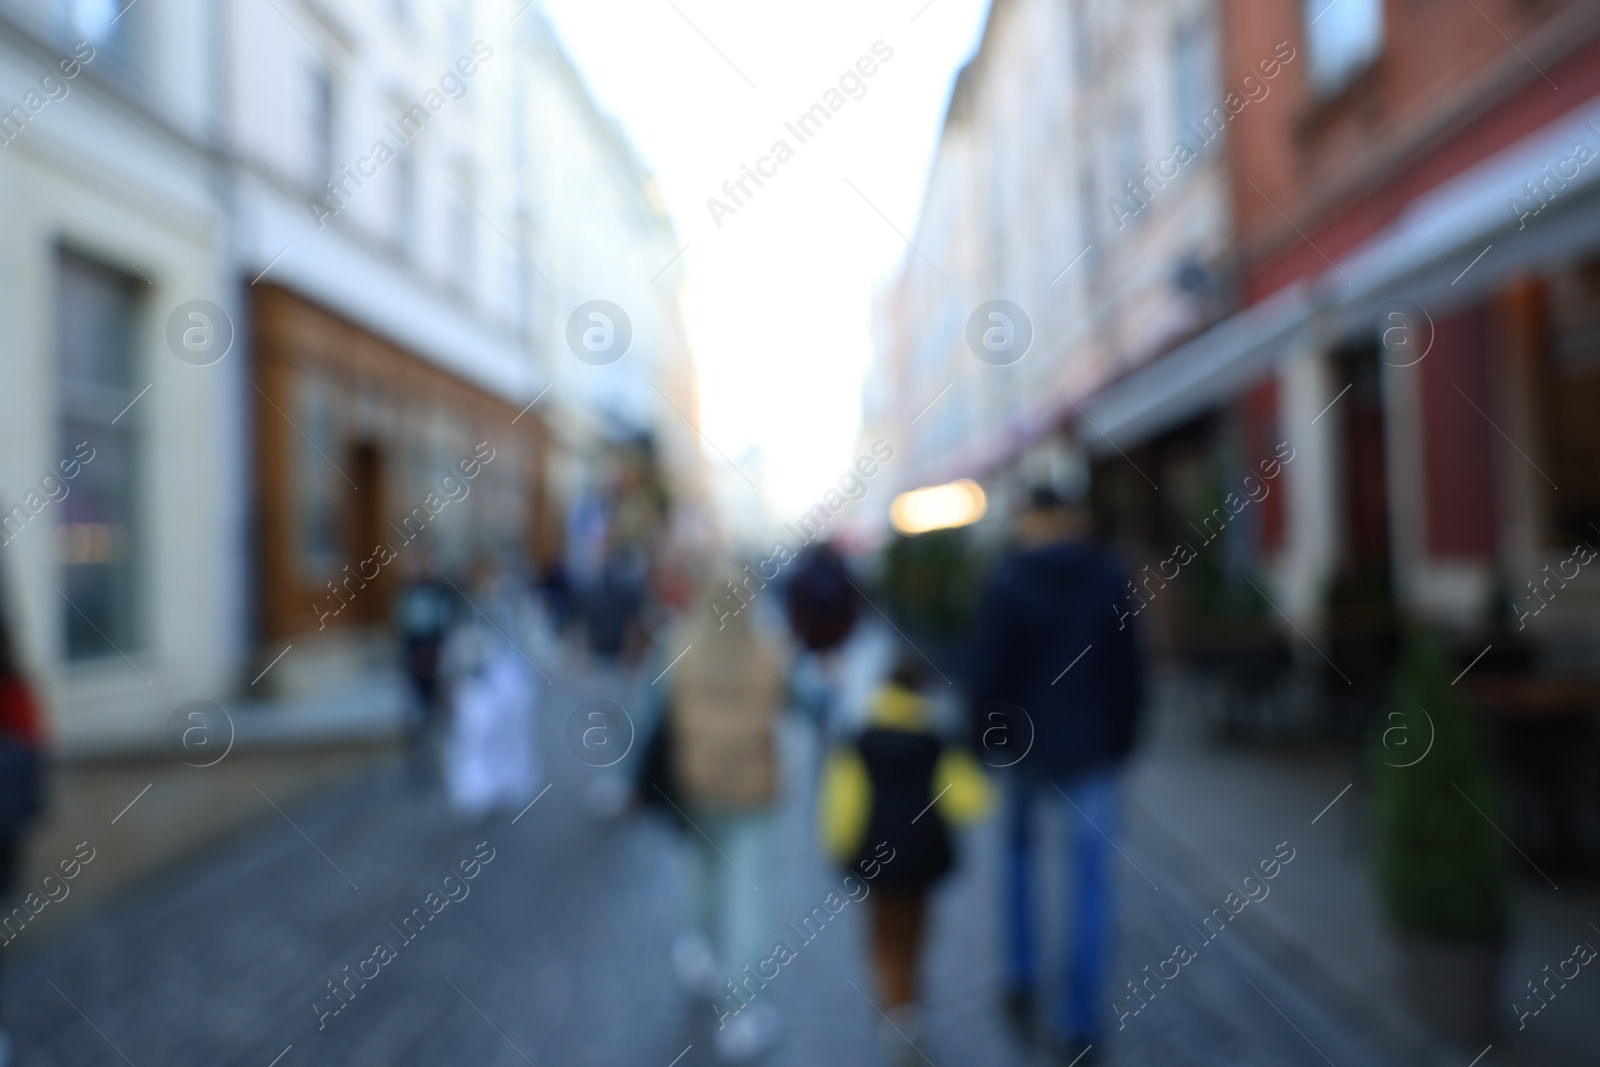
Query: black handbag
0 739 44 832
635 702 687 829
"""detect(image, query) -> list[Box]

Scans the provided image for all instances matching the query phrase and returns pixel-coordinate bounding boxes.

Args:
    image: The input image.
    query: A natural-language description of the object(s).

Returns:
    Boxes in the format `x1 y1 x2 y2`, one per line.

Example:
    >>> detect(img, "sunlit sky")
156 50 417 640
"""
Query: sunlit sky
540 0 992 519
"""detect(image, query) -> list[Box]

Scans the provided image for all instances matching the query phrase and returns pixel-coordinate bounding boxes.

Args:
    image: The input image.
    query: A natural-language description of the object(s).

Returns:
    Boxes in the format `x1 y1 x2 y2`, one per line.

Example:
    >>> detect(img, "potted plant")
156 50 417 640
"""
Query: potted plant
1370 630 1508 1045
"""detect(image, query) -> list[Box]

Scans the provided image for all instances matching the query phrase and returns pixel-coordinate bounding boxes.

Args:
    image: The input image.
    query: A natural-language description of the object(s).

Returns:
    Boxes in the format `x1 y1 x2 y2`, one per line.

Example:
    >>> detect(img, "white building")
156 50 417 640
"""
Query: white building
869 0 1230 511
0 0 240 751
221 0 700 691
517 22 703 539
0 0 700 751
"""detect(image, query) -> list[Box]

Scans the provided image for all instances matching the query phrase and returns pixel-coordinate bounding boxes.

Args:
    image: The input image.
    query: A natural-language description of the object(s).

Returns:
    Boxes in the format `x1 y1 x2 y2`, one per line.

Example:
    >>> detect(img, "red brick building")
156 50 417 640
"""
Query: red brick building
1076 0 1600 756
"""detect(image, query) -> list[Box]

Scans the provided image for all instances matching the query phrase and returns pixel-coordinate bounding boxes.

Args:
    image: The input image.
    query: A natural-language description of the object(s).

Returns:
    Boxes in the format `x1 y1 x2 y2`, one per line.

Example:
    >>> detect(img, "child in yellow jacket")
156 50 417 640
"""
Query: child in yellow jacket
818 656 990 1046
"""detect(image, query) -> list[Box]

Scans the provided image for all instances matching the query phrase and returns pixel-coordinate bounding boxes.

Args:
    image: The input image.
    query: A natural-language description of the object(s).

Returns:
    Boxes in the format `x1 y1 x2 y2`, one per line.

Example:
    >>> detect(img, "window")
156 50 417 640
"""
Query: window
1078 165 1099 269
1303 0 1383 95
61 0 143 78
449 164 476 295
67 0 117 43
513 210 535 332
56 251 142 661
1107 107 1147 232
1118 106 1143 198
512 81 529 172
1071 9 1095 89
448 2 471 61
1173 14 1219 148
393 143 417 255
308 65 335 188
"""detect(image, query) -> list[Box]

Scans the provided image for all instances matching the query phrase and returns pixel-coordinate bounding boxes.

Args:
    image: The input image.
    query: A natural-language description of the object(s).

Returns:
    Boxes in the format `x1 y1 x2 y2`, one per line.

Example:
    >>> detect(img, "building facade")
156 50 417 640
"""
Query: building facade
0 0 700 752
877 0 1600 682
0 0 240 751
1075 0 1600 654
224 0 701 692
868 0 1232 515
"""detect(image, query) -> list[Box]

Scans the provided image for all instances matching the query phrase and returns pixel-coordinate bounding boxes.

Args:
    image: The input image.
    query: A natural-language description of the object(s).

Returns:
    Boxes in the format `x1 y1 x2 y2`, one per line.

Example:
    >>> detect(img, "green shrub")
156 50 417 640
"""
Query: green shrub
1370 631 1508 941
881 528 987 638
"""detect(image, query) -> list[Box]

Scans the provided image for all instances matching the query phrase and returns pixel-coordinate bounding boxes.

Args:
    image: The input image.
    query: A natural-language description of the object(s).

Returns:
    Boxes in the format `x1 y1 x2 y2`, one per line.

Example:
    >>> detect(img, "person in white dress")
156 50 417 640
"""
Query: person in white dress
441 565 543 819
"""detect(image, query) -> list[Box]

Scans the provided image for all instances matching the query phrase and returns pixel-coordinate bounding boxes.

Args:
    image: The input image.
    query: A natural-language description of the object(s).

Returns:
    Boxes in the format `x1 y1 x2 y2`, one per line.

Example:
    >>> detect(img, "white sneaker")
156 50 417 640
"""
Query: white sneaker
714 1000 780 1062
671 930 719 997
584 774 631 820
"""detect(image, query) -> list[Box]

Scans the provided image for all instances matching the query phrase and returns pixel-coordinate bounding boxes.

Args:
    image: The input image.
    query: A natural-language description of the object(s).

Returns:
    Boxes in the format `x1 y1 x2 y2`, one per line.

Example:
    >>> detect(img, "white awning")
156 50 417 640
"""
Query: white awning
1079 93 1600 450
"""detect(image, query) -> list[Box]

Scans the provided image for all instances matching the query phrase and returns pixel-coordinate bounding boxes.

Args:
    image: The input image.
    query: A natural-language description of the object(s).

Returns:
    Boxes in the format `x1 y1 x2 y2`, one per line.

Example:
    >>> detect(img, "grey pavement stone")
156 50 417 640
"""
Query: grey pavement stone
4 666 1401 1067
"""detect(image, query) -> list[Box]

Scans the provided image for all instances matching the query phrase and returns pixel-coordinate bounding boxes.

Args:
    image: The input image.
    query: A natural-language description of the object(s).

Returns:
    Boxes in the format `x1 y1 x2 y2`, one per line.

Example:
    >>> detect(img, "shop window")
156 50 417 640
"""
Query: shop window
1541 262 1600 543
1242 379 1285 552
1302 0 1383 96
428 417 473 570
56 250 142 660
480 442 524 559
344 439 388 623
296 375 343 580
1336 338 1392 585
1419 305 1497 559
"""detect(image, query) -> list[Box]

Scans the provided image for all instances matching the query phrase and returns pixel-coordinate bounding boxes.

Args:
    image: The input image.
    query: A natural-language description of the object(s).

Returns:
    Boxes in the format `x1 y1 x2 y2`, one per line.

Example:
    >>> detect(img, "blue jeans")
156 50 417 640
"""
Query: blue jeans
1003 768 1118 1039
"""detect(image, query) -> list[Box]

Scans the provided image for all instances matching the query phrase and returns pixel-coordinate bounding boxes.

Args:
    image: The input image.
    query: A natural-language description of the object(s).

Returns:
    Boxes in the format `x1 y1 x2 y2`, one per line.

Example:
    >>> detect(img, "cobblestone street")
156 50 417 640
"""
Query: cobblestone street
2 1 1594 1064
4 665 1404 1067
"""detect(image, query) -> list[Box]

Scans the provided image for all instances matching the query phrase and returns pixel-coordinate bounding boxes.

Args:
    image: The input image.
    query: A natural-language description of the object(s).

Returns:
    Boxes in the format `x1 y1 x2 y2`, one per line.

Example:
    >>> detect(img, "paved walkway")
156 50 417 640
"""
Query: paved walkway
5 662 1404 1067
1127 670 1600 1067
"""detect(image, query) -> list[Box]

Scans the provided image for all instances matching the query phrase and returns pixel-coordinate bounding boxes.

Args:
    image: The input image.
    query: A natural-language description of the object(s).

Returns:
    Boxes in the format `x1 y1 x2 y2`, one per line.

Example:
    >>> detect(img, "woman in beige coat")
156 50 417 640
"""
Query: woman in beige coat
666 586 786 1060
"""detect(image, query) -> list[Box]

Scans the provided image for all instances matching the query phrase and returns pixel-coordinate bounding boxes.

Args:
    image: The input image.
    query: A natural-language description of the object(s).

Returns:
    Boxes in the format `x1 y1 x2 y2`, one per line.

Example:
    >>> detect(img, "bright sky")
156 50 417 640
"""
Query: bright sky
540 0 992 519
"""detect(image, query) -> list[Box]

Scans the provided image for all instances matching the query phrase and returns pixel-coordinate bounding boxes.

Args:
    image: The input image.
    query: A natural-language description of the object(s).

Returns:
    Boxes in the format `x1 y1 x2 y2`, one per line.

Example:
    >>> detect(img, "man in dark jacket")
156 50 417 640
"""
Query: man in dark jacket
968 486 1143 1062
393 550 457 784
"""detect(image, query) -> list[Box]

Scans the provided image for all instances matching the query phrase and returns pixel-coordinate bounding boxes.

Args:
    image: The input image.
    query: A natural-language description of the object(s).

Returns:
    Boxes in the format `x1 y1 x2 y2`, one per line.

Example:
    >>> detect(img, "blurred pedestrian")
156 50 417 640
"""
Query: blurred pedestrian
818 654 989 1064
537 557 573 633
663 573 786 1062
783 541 860 781
440 563 543 820
783 541 859 656
0 595 45 1067
968 486 1144 1063
583 545 646 665
392 548 456 783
